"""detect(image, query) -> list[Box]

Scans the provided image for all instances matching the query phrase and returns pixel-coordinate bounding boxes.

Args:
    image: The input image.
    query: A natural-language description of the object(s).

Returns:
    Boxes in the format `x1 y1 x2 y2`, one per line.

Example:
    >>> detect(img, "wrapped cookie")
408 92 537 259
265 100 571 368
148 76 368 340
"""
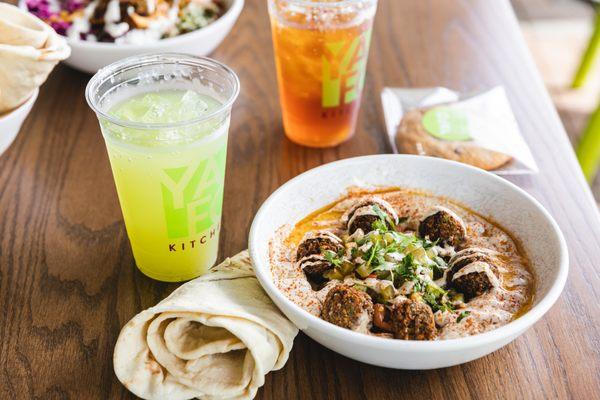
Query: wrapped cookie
381 87 538 174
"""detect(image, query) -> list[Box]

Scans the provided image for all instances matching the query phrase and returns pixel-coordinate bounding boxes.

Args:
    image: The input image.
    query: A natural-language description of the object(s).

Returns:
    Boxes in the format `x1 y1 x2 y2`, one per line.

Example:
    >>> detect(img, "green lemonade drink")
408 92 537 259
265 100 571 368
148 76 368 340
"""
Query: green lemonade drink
106 90 227 281
86 55 240 282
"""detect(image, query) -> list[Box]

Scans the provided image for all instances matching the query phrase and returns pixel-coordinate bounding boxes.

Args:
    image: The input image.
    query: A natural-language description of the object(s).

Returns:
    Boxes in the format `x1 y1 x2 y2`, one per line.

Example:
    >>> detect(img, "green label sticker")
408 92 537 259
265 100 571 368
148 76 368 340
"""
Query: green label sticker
321 28 372 108
422 107 473 141
159 145 226 239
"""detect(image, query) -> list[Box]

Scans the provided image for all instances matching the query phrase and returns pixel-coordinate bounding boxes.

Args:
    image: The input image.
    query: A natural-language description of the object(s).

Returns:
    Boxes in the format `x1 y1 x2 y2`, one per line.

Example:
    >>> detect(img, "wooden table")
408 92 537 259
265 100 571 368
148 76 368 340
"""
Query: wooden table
1 0 599 398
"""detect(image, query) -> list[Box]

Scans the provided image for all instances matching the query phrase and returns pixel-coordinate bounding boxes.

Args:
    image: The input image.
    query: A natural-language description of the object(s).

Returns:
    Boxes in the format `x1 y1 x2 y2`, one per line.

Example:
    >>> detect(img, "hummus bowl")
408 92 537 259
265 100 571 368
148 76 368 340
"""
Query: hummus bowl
248 155 568 369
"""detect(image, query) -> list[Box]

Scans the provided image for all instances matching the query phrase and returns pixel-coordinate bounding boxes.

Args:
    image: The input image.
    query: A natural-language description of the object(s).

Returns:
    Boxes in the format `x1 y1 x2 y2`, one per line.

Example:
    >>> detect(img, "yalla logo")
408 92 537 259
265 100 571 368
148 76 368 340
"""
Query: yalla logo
322 28 372 108
159 145 226 239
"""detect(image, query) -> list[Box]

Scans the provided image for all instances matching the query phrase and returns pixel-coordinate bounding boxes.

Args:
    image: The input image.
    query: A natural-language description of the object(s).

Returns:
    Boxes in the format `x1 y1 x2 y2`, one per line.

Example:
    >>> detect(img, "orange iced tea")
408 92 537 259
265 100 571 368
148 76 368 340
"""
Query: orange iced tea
269 0 377 147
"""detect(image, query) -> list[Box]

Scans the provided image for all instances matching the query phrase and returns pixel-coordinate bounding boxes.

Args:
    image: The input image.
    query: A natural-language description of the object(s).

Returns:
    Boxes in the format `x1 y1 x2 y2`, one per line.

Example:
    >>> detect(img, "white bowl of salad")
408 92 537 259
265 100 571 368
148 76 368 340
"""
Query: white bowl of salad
22 0 244 73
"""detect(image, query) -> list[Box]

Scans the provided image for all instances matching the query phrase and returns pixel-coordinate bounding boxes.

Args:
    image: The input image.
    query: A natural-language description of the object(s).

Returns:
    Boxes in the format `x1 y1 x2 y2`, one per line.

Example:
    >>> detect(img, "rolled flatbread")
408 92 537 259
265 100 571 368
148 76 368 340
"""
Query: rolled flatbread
113 251 298 400
0 4 70 114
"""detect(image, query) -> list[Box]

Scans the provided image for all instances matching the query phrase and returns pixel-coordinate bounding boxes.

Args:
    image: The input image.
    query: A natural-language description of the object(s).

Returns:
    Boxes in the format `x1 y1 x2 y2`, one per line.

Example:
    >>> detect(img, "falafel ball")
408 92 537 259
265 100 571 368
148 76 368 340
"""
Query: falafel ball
343 197 399 235
300 256 333 284
418 206 466 246
349 214 381 235
451 261 500 299
321 285 374 332
447 247 500 285
449 247 498 264
390 299 437 340
296 230 343 261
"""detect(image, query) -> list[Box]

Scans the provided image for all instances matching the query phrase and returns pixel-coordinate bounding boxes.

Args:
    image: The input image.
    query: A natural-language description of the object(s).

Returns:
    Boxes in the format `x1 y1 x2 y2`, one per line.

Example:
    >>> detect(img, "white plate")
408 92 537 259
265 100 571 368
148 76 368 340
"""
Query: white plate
249 154 568 369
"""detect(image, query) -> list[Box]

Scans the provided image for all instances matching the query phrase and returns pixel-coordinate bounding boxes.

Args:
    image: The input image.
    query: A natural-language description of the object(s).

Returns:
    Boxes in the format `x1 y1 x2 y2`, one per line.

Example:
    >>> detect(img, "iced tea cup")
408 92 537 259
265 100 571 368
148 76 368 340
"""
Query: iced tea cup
269 0 378 148
86 54 239 282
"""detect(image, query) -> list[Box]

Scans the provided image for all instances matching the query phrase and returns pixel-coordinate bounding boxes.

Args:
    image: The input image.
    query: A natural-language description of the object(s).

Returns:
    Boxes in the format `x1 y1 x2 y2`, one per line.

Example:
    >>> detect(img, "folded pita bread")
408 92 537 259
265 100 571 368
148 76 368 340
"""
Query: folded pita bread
0 4 70 114
113 251 298 400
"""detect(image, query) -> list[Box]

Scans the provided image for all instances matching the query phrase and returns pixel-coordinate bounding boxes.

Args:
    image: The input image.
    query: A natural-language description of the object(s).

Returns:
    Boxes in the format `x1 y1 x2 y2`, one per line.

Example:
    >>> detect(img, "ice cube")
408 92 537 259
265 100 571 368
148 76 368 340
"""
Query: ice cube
179 90 209 119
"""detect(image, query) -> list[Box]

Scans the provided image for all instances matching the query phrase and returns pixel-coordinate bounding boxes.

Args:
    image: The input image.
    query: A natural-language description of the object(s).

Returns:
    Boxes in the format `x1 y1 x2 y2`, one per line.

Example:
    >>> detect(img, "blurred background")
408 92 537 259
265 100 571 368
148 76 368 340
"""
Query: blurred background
512 0 600 203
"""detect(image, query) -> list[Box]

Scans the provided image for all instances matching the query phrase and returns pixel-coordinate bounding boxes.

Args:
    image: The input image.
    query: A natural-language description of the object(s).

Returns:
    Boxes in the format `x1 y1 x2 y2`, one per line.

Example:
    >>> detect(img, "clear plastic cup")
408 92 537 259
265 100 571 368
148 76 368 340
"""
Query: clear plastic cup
86 53 239 282
269 0 378 147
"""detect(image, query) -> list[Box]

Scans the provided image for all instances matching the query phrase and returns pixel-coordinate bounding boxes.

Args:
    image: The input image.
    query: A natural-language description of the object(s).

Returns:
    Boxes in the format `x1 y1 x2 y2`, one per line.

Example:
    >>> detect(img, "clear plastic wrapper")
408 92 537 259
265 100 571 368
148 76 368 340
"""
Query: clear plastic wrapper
381 86 538 174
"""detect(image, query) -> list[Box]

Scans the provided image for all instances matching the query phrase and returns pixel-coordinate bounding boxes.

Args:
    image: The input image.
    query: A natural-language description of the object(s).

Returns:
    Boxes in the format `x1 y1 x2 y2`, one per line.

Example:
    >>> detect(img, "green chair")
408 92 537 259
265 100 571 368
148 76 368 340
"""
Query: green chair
576 106 600 182
571 4 600 88
574 3 600 182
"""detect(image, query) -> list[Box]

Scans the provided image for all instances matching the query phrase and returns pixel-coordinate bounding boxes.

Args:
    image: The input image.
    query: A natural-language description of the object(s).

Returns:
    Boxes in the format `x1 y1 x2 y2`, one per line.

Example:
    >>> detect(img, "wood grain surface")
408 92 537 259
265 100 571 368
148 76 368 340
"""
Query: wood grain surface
1 0 600 399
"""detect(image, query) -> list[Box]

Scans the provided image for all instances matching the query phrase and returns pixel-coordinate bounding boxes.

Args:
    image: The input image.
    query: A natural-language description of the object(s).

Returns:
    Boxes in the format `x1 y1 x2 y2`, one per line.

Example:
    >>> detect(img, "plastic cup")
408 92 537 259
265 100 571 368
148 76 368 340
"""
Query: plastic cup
86 53 239 282
269 0 378 147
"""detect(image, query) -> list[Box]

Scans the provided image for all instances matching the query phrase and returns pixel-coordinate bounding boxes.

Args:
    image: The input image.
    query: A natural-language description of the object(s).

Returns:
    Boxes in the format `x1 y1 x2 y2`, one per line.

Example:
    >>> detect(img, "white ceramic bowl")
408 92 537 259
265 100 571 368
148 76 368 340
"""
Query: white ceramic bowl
21 0 243 74
0 89 38 157
249 155 568 369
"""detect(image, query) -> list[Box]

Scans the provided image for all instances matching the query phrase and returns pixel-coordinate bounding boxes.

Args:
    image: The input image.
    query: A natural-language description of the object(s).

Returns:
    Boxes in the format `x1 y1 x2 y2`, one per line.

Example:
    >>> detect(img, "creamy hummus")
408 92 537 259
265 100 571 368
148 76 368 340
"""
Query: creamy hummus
269 188 534 340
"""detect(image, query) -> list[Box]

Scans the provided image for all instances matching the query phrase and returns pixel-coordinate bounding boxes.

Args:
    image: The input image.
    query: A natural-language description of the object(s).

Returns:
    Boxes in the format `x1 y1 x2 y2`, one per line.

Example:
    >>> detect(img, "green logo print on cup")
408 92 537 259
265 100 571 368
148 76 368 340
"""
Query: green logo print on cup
422 107 473 141
322 28 372 108
159 145 226 239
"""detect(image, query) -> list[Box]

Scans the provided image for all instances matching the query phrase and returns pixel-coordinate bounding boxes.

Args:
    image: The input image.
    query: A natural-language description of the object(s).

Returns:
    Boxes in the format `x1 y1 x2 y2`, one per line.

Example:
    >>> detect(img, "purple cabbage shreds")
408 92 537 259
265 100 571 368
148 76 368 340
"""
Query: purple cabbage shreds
50 20 72 35
26 0 80 36
26 0 84 19
63 0 85 12
26 0 55 19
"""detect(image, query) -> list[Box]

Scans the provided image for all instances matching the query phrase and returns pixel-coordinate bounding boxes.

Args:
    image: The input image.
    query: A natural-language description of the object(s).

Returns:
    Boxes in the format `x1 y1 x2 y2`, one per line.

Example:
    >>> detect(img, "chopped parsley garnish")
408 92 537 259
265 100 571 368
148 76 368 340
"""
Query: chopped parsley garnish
371 204 403 232
396 254 419 283
372 218 389 233
423 238 439 249
323 250 343 268
316 210 451 310
372 204 388 223
457 311 471 322
422 283 454 312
